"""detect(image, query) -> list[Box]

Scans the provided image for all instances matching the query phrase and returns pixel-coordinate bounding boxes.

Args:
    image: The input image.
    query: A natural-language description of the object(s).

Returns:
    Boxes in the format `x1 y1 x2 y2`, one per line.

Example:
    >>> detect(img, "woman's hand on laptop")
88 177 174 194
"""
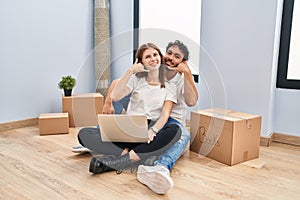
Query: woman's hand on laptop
147 129 156 144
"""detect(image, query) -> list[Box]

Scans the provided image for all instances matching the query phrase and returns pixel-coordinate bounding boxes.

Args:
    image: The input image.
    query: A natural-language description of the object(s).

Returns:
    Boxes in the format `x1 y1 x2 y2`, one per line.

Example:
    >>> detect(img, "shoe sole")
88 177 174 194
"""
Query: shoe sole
72 147 91 153
72 149 90 153
137 165 174 194
89 157 97 173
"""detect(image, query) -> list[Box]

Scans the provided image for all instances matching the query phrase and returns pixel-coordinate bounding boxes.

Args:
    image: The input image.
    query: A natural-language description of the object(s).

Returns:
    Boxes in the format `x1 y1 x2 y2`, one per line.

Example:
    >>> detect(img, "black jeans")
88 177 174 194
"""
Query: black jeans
78 123 181 160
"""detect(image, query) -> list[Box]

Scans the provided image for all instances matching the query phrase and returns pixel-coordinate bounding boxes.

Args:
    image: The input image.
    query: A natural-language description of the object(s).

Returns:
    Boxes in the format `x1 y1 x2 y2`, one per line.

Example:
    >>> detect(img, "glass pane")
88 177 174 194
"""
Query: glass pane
139 0 201 75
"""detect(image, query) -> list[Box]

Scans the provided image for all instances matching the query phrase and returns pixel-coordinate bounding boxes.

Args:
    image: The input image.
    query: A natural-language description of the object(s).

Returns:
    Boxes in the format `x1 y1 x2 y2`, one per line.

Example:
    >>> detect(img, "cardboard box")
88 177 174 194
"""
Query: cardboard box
39 113 69 135
62 93 104 127
190 108 262 166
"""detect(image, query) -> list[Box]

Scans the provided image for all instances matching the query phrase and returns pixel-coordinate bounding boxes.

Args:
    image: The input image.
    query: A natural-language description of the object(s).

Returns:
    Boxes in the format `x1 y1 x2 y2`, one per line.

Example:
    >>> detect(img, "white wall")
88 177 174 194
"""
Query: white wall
274 89 300 136
0 0 95 123
1 0 299 137
110 0 134 80
199 0 280 137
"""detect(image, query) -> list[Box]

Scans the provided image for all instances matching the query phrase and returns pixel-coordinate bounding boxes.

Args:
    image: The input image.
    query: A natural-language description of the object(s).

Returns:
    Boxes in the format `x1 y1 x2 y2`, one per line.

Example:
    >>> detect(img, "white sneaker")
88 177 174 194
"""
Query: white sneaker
137 165 174 194
71 145 91 153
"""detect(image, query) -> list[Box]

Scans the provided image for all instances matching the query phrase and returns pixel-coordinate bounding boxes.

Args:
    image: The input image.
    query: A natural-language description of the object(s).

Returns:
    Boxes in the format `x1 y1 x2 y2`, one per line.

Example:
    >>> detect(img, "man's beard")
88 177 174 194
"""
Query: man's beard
163 64 178 72
164 58 177 70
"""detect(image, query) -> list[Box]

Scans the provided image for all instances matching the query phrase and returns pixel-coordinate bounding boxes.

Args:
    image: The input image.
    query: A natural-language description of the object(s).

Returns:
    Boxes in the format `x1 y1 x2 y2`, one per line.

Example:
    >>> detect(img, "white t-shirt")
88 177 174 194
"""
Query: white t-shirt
126 76 177 121
167 73 186 125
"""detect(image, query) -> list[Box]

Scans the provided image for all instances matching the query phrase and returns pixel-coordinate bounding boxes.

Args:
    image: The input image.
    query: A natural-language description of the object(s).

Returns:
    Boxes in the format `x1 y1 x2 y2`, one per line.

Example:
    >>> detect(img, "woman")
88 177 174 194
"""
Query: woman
78 43 181 174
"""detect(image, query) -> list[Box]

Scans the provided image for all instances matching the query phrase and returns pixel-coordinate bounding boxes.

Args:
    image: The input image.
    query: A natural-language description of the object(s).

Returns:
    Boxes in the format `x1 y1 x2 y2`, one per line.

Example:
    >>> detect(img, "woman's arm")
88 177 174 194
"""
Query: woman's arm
148 100 174 143
111 59 148 101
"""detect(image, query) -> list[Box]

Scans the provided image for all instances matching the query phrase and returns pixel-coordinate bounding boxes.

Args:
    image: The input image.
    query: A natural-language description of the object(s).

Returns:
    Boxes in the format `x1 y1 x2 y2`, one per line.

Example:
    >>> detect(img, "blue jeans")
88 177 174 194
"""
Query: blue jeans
112 93 131 114
112 95 190 171
154 118 190 170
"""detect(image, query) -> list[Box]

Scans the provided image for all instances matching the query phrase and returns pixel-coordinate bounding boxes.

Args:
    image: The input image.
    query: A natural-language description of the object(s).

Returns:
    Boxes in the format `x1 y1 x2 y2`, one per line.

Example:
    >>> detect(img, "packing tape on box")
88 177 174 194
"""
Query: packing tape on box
203 110 253 129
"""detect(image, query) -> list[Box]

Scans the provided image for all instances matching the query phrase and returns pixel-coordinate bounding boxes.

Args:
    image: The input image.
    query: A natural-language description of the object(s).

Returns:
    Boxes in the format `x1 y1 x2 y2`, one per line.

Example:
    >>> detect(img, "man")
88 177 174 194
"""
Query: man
103 40 198 194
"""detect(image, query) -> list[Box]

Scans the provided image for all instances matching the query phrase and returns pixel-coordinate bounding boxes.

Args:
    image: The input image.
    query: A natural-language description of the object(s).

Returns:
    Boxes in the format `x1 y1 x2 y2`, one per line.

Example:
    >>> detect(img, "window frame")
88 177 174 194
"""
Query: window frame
276 0 300 89
133 0 139 62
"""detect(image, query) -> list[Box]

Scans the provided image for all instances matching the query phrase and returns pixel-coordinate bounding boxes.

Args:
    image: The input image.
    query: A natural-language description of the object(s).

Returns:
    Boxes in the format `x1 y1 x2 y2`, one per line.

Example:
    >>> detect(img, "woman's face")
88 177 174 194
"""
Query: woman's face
141 47 161 71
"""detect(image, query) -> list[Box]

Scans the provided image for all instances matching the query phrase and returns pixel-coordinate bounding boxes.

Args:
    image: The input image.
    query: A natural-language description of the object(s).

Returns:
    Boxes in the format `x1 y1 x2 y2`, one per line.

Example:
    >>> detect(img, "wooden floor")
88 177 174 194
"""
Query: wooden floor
0 126 299 200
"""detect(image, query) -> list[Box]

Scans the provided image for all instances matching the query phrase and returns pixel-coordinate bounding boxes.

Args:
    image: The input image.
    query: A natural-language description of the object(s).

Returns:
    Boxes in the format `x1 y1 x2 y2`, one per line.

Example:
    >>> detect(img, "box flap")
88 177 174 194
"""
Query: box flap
39 113 68 119
193 108 260 121
66 93 103 99
227 111 260 120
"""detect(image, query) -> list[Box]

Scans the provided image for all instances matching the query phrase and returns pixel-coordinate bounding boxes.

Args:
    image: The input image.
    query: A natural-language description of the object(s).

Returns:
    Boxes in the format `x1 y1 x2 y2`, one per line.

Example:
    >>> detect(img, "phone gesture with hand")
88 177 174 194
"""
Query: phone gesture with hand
167 61 189 75
130 59 150 74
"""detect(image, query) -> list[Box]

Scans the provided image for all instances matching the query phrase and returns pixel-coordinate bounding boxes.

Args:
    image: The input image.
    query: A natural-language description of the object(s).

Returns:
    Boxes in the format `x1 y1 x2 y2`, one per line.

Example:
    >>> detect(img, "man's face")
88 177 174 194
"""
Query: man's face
164 45 185 68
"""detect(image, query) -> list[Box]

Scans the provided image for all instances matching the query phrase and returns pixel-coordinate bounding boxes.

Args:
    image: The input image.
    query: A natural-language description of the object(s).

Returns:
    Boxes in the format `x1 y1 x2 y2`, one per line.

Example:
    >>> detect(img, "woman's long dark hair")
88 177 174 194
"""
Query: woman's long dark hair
135 43 165 88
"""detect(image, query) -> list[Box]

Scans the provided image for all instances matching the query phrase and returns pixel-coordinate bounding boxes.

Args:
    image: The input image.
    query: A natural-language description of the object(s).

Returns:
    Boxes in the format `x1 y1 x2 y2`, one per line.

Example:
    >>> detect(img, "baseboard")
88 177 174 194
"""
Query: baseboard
260 132 300 147
0 118 38 132
272 132 300 146
260 133 274 147
1 118 299 147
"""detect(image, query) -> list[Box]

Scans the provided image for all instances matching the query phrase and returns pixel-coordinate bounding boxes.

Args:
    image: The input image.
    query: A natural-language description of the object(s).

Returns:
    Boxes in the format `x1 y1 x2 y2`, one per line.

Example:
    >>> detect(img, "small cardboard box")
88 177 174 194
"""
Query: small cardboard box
39 113 69 135
62 93 104 127
190 108 262 166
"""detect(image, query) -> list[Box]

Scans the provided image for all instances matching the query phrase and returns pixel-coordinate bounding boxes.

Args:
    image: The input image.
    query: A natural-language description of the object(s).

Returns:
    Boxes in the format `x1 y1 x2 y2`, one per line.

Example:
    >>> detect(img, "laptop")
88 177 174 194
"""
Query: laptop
97 114 149 142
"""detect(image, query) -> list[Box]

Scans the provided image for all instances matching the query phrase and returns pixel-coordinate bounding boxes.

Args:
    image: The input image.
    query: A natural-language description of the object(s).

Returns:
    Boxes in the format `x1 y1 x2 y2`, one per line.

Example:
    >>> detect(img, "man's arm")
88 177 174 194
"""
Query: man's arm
177 62 198 106
102 79 120 114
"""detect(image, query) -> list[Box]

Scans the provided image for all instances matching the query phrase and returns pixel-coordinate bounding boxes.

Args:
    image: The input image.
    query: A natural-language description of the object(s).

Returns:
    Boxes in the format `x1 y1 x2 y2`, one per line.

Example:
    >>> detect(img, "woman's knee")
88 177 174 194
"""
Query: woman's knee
166 124 182 138
78 128 99 144
168 123 180 131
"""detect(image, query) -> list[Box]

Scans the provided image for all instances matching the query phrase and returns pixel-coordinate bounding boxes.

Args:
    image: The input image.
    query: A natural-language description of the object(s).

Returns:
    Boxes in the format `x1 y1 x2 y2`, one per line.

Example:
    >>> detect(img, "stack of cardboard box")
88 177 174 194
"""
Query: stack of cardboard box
39 93 104 135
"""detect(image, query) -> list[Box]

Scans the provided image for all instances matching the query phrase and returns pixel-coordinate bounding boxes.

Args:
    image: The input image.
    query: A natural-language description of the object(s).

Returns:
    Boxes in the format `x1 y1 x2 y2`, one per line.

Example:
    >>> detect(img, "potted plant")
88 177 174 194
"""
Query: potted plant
58 75 76 96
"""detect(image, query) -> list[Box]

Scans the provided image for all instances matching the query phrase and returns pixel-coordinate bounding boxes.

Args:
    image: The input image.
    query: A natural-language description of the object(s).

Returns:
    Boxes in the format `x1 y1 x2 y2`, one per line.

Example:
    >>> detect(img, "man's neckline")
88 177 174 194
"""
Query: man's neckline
166 71 178 81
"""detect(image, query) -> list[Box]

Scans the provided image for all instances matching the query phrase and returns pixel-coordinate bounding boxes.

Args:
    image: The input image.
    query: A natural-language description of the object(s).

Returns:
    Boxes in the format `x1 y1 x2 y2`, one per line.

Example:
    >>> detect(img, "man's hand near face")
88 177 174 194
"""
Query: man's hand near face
176 61 191 75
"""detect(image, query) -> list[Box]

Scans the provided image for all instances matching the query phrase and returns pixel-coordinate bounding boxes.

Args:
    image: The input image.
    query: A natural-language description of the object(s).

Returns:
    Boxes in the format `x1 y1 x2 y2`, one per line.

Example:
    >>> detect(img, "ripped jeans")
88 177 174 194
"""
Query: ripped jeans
154 117 190 170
